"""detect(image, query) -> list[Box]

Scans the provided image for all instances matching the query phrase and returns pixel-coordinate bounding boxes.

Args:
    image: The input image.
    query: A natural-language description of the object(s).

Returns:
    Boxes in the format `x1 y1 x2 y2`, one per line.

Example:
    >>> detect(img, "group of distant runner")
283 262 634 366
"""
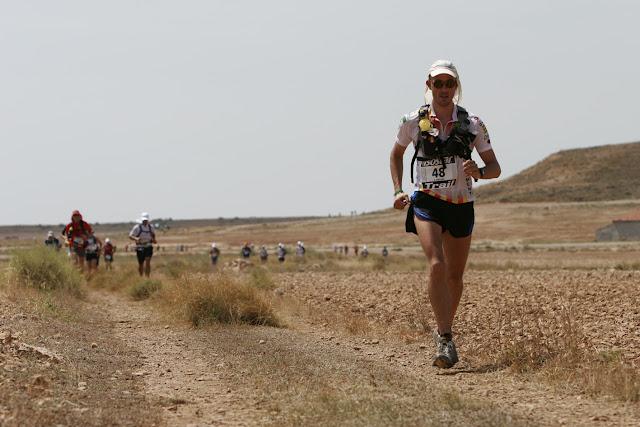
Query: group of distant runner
50 211 382 274
333 244 388 258
210 241 302 267
44 210 156 277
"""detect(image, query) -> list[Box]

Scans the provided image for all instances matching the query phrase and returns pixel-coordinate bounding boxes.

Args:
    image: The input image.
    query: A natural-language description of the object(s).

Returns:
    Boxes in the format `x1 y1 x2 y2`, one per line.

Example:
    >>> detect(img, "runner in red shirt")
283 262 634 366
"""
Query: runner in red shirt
103 238 116 271
61 210 93 272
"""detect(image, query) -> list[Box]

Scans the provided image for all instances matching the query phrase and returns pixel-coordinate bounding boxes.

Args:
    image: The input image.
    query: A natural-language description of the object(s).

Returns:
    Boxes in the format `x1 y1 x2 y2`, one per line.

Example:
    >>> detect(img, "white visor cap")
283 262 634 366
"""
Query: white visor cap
428 59 459 79
140 212 150 222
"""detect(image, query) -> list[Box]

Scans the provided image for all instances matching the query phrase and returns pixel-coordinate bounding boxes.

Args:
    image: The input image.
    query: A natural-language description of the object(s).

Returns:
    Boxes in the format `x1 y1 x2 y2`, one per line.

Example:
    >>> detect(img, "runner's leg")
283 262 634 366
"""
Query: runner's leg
414 217 452 335
442 232 472 327
144 258 151 277
137 250 144 276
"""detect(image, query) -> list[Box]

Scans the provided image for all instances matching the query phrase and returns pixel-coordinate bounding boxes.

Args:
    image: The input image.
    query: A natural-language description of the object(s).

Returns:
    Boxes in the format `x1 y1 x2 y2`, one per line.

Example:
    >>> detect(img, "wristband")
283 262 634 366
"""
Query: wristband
479 167 485 178
394 189 404 196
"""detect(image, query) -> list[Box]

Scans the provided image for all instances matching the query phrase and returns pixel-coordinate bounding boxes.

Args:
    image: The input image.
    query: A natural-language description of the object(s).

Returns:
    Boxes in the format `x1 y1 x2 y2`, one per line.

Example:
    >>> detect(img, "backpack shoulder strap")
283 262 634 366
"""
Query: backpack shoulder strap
410 104 430 184
455 105 470 129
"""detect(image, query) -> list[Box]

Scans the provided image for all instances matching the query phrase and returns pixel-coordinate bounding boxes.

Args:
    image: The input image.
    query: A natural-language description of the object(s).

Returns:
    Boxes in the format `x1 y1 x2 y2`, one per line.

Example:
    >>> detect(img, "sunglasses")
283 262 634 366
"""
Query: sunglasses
431 78 457 89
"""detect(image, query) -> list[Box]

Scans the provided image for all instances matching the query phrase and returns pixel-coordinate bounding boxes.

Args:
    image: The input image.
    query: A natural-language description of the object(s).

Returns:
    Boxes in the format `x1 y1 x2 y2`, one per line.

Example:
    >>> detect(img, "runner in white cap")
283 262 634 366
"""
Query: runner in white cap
209 242 220 269
129 212 157 277
295 241 306 257
390 59 501 369
259 245 268 263
103 238 116 270
361 245 369 258
277 243 287 263
44 231 61 251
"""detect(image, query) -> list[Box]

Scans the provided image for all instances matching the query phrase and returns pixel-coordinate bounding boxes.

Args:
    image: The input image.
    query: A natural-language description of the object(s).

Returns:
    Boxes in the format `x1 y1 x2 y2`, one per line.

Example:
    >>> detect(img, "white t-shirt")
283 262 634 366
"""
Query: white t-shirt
395 104 492 203
129 223 155 247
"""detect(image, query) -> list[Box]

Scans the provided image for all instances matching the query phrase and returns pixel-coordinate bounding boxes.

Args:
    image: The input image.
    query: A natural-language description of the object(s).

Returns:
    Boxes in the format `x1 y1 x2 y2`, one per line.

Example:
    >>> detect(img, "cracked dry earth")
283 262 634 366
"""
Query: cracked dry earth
4 267 640 426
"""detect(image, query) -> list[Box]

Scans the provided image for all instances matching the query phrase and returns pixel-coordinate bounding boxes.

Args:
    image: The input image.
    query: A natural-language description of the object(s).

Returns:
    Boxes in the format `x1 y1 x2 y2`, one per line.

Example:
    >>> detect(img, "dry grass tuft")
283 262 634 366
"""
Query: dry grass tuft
614 261 640 271
159 255 212 279
548 350 640 403
493 302 584 372
344 313 372 335
129 279 162 300
468 295 640 402
90 266 141 292
161 273 280 327
589 353 640 402
8 247 83 297
372 255 387 271
246 266 276 290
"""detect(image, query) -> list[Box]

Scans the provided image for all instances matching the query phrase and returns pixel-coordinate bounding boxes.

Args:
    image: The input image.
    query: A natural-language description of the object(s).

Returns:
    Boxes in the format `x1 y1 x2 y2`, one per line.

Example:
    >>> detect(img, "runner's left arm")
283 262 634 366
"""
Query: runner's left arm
463 117 501 180
478 149 501 179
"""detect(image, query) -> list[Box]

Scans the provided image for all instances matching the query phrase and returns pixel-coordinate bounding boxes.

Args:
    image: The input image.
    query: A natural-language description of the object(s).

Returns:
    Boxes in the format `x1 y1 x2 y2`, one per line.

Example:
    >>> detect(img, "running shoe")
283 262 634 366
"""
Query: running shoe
432 332 458 368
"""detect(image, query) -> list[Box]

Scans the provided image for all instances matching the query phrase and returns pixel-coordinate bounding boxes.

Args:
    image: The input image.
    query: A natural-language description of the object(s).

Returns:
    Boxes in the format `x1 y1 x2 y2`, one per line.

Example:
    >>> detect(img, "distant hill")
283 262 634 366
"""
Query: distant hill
475 141 640 203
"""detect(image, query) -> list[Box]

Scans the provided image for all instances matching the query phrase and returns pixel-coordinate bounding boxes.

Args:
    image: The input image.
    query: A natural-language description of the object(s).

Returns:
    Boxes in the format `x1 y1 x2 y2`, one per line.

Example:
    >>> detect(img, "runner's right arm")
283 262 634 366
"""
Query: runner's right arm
129 225 140 243
390 143 410 210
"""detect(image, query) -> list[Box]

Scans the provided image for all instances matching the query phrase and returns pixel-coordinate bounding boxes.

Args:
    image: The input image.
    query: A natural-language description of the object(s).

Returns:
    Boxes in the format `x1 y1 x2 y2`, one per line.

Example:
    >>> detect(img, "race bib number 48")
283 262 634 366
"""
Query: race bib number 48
418 156 457 189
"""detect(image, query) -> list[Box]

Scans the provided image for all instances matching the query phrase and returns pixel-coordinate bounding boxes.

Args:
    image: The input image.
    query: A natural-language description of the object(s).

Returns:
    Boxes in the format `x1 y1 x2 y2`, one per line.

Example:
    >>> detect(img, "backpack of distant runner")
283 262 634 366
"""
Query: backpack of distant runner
134 223 156 245
65 221 91 248
103 243 114 256
85 236 99 254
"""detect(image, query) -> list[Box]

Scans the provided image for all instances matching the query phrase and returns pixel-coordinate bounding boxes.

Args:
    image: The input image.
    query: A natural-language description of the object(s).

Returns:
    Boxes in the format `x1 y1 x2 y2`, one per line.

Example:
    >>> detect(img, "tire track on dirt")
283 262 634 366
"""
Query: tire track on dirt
95 291 266 426
93 290 527 426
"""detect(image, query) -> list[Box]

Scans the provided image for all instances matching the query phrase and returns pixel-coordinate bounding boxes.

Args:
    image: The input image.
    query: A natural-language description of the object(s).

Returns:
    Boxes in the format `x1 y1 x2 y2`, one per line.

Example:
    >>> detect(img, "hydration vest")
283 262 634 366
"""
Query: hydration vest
85 236 99 254
134 224 156 245
410 105 476 184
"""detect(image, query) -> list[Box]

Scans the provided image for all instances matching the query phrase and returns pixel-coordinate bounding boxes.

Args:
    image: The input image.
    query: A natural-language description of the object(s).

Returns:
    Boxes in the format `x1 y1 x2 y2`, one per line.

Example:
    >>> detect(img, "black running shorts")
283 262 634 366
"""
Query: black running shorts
136 246 154 264
85 252 99 262
405 192 474 238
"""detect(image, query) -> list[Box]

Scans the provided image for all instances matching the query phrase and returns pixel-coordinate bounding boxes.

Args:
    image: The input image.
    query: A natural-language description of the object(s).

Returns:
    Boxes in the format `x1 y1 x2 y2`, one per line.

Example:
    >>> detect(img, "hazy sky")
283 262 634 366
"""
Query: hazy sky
1 0 639 225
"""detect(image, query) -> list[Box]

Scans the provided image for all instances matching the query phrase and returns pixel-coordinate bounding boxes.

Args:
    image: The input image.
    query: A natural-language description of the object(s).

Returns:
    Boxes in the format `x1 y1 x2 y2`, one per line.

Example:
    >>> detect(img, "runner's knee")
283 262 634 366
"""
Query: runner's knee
429 258 446 277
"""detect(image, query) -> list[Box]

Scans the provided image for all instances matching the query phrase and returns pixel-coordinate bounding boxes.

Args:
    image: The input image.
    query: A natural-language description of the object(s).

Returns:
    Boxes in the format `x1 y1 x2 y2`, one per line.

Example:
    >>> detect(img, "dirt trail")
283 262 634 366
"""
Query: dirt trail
92 280 640 427
95 291 266 426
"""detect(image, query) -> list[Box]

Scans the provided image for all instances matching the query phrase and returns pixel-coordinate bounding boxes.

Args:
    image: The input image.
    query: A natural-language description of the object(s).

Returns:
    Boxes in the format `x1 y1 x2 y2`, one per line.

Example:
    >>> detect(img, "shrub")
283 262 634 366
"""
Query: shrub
9 247 83 296
163 273 279 327
160 255 211 278
372 256 386 271
495 303 584 372
129 279 162 300
162 259 190 279
91 267 140 292
247 267 275 290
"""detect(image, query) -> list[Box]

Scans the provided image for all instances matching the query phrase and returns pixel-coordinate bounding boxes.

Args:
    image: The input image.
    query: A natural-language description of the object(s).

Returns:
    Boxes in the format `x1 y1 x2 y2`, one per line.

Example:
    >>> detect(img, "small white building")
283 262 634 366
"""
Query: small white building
596 210 640 241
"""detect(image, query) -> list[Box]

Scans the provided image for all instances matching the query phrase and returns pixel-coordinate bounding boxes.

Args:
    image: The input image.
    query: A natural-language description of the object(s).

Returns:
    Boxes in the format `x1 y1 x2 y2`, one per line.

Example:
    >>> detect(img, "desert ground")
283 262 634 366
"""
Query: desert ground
2 200 640 426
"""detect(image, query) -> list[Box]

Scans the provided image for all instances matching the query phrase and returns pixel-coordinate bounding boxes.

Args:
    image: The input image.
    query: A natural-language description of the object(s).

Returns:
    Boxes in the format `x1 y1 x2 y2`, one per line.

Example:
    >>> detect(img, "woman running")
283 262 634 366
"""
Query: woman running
390 59 501 368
